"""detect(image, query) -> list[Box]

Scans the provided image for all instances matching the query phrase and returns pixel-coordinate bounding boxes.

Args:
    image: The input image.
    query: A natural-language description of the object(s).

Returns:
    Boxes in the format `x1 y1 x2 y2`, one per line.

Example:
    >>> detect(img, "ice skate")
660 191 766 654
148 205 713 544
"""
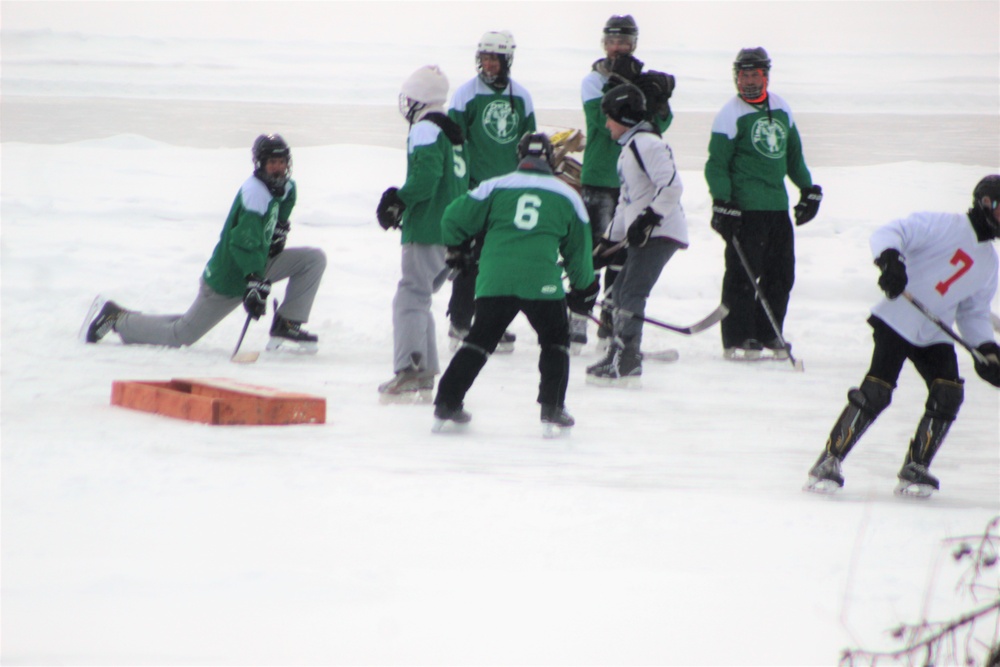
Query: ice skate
586 343 642 388
431 402 472 433
266 313 318 354
723 338 764 361
803 453 844 494
379 353 434 404
540 404 574 439
893 462 939 499
82 296 126 343
762 337 791 360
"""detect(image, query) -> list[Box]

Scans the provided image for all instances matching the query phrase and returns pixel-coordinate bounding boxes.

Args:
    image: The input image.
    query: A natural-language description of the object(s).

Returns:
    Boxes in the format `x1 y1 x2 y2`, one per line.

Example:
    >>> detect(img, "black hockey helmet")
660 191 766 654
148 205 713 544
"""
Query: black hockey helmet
252 133 292 195
733 47 771 74
517 132 555 169
601 83 647 127
604 14 638 37
972 174 1000 236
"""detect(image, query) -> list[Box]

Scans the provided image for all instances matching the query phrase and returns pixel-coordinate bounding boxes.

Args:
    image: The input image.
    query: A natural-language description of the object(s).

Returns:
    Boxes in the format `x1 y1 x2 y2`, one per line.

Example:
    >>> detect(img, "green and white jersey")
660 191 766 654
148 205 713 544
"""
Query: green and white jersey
202 176 295 296
441 166 594 300
704 92 813 211
448 77 536 188
397 114 469 245
580 66 672 189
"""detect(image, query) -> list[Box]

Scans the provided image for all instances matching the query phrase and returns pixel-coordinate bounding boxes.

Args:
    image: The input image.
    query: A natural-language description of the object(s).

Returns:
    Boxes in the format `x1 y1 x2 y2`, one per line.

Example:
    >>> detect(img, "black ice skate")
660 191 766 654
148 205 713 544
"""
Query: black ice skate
723 338 764 361
431 402 472 433
267 313 318 354
586 343 642 388
762 337 791 360
540 404 574 439
803 453 844 494
82 297 126 343
893 462 939 499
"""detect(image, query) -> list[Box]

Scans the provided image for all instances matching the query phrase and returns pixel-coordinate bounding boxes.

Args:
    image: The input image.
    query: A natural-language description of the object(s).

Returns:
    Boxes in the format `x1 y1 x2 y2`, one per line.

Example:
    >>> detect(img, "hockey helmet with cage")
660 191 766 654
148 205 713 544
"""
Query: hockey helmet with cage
516 132 555 170
601 83 647 128
972 174 1000 237
476 31 516 87
603 14 638 51
398 65 449 123
733 47 771 103
252 134 291 196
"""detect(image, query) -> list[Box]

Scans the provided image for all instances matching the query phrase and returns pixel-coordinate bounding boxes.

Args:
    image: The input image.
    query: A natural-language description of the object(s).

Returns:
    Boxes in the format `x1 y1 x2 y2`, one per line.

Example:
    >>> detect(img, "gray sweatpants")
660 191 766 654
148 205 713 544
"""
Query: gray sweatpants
392 243 449 374
610 238 680 347
116 246 326 347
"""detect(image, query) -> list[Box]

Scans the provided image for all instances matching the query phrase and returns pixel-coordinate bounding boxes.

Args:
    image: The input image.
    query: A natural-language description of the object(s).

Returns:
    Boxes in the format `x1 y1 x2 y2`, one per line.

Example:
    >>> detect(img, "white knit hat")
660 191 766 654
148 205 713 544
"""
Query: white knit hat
400 65 449 106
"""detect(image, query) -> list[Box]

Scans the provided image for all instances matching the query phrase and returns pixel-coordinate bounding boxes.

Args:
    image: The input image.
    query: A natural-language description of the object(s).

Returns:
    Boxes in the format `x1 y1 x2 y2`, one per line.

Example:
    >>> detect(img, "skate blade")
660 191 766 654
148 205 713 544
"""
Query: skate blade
266 338 319 354
646 349 680 363
541 423 572 439
379 389 433 405
803 477 842 495
431 418 469 434
893 482 935 499
723 350 763 361
231 351 260 364
585 374 642 389
79 294 106 342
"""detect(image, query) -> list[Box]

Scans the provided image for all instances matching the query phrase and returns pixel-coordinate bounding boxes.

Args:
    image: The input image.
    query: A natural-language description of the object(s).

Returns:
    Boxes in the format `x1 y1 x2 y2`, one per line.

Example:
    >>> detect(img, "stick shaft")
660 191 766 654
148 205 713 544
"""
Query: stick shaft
731 237 799 368
903 291 987 364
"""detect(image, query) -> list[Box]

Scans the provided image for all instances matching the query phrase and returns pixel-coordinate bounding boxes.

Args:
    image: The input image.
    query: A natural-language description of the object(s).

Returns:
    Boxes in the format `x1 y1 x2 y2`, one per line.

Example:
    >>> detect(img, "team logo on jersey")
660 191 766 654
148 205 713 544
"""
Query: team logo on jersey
482 99 521 144
750 117 788 159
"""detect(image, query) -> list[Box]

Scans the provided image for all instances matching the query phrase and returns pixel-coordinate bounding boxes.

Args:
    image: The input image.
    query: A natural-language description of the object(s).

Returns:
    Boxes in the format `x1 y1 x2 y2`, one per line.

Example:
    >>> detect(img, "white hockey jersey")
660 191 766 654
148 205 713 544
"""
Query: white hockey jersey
870 211 998 347
606 123 688 248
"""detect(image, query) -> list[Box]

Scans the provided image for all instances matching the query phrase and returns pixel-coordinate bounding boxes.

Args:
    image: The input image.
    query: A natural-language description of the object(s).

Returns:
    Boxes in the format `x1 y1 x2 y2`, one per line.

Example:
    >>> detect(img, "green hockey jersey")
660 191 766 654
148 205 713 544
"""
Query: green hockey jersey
448 77 536 188
202 176 295 296
704 93 813 211
441 166 594 300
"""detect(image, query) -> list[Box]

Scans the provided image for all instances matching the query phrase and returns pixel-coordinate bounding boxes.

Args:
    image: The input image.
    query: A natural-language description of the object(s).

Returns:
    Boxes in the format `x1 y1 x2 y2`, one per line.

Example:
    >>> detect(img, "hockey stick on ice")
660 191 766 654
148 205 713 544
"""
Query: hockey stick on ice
731 237 804 371
231 312 260 364
902 291 987 365
594 301 729 335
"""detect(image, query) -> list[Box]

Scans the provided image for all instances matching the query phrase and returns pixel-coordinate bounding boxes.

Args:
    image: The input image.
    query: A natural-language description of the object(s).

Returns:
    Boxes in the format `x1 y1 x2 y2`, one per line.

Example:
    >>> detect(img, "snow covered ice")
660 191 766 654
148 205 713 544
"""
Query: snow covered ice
2 3 999 664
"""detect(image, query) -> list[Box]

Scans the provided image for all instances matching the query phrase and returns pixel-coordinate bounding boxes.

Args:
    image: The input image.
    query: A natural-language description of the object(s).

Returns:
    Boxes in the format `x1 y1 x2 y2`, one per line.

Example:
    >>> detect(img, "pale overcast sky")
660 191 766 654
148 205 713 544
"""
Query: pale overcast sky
4 0 998 55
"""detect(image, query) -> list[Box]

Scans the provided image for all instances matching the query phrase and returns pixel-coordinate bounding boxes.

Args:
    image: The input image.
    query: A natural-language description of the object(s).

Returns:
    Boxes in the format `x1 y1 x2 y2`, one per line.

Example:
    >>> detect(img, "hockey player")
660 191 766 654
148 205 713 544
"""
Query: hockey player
432 133 598 436
705 47 822 360
445 30 537 354
586 84 688 388
805 175 1000 498
578 14 674 353
376 65 468 403
84 134 326 352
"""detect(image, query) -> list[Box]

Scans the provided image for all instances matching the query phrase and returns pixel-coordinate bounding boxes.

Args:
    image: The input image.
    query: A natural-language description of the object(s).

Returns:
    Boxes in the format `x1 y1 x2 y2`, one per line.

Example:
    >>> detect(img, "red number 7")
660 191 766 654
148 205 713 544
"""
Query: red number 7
935 249 973 295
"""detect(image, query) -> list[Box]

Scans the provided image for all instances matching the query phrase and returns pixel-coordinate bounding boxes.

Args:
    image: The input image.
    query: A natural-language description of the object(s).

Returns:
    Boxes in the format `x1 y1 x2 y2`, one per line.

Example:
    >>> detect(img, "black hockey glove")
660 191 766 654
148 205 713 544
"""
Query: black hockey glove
974 341 1000 388
627 207 662 248
269 219 290 258
874 248 907 299
243 274 271 320
444 242 477 276
608 54 644 83
710 200 742 242
377 187 405 230
566 279 600 316
794 185 823 226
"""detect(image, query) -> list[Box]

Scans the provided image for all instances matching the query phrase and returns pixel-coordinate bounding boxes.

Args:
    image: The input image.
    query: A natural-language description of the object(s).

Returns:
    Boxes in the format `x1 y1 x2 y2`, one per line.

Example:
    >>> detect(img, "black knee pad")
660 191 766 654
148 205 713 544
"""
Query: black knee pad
925 378 964 421
847 375 893 417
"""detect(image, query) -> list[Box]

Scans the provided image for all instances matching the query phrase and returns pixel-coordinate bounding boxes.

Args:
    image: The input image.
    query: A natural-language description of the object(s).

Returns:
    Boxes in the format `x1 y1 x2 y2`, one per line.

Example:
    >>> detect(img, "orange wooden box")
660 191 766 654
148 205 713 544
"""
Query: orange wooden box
111 378 325 426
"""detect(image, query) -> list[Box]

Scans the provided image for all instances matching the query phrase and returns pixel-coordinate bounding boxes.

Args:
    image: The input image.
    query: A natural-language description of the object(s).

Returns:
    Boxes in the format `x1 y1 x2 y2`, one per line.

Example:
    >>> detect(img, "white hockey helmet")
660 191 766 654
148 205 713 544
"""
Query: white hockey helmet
398 65 449 122
476 30 515 85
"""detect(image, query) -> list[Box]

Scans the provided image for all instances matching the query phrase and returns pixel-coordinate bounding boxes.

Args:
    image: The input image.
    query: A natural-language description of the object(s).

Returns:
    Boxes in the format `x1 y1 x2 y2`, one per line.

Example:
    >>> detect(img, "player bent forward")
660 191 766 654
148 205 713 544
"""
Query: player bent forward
84 134 325 353
805 175 1000 498
432 133 599 436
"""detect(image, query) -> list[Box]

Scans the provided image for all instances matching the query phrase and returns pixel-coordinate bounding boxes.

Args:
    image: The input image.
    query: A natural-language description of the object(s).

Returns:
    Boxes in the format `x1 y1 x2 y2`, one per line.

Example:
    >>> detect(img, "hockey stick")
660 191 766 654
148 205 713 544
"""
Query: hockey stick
902 291 987 364
231 312 259 364
731 237 804 371
595 301 729 335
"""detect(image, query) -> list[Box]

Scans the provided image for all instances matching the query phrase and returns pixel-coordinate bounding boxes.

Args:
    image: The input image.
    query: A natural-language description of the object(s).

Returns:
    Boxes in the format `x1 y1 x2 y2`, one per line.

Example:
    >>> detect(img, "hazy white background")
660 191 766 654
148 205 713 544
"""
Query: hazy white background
2 1 999 664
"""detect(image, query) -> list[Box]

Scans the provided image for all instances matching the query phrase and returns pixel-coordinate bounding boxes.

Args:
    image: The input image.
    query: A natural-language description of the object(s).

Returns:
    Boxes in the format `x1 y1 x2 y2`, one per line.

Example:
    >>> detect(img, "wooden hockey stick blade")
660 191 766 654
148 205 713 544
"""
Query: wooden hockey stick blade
231 350 260 364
